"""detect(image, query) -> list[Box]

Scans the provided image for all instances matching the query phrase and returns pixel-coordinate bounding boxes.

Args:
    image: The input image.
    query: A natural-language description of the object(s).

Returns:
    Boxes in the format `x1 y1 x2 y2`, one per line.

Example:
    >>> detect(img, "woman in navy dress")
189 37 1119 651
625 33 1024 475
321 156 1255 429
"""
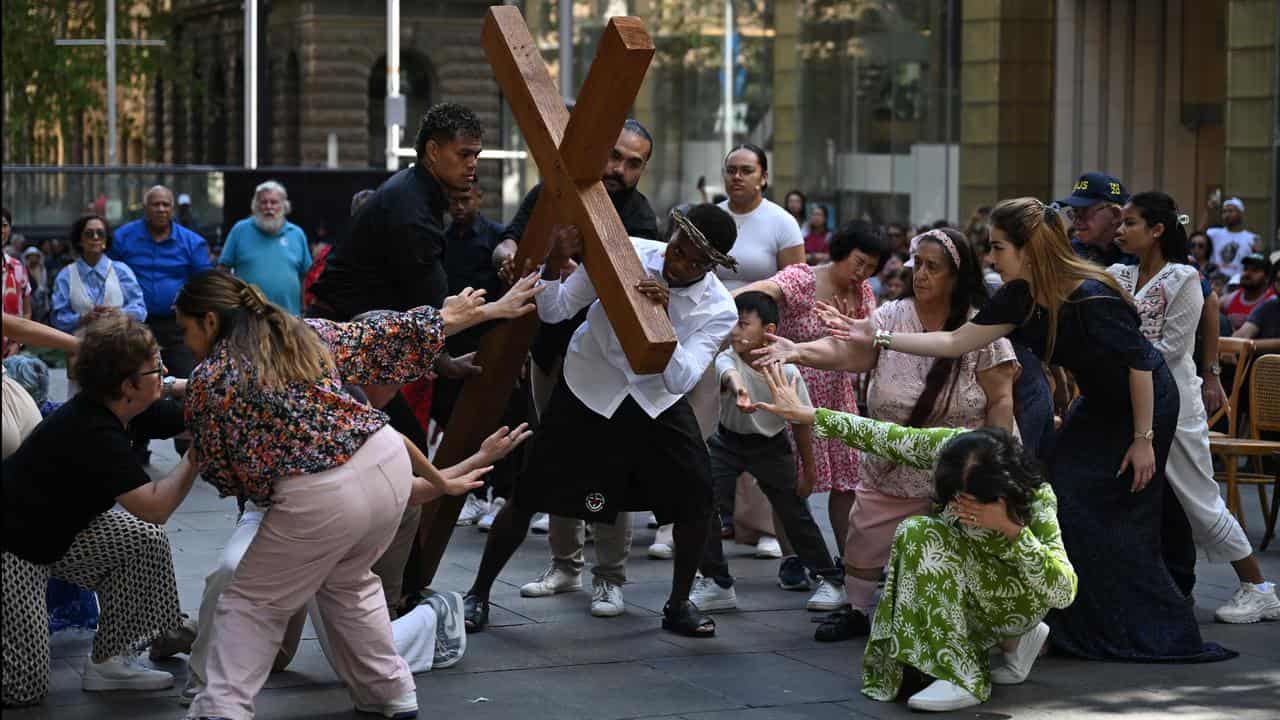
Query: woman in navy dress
757 197 1232 663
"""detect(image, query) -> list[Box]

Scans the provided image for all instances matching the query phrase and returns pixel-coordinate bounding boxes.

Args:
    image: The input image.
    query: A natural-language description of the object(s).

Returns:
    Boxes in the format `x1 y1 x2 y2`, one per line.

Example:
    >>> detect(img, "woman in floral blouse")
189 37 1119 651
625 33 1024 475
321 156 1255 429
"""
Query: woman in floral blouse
176 268 541 720
1109 192 1277 623
754 364 1077 713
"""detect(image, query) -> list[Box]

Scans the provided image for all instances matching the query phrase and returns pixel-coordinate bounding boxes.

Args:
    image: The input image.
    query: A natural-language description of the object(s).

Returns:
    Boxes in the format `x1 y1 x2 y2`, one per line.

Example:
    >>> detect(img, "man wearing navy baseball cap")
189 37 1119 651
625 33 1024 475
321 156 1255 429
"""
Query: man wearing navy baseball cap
1058 172 1134 267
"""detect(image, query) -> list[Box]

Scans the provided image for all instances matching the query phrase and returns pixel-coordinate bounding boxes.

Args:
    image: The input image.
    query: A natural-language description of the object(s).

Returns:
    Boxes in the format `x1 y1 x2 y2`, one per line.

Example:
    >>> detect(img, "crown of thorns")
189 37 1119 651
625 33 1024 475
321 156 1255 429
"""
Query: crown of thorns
669 208 738 272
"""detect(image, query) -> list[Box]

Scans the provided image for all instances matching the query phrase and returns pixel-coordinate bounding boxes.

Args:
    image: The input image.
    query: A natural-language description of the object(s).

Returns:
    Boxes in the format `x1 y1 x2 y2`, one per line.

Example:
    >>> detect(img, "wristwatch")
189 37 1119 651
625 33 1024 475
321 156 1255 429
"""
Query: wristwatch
1207 362 1222 376
1133 428 1155 442
162 375 177 400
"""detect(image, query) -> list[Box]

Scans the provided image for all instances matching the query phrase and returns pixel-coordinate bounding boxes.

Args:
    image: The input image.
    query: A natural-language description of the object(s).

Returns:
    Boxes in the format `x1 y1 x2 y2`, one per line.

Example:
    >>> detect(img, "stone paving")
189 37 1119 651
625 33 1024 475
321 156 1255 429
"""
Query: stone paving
8 381 1280 719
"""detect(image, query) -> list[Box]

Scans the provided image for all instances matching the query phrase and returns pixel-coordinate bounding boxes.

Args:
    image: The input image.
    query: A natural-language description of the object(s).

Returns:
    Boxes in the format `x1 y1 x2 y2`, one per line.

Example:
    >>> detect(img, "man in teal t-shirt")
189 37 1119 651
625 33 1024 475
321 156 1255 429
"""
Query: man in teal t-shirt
219 180 312 315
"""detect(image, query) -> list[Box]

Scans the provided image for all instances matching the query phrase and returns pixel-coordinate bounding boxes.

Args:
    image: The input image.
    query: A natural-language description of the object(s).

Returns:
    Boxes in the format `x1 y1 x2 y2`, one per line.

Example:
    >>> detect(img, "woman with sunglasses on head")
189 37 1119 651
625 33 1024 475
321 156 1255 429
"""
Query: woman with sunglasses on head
1110 192 1278 623
51 215 147 334
757 197 1234 664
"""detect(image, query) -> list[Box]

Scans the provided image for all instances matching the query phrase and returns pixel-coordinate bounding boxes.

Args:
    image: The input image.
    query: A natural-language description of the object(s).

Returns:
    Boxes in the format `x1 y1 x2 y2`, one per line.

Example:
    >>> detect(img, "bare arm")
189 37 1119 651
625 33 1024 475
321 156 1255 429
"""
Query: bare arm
1234 321 1260 340
401 433 487 505
884 321 1015 359
1119 369 1156 493
115 450 199 524
1199 289 1226 414
976 361 1018 433
731 278 784 304
792 423 817 498
776 245 805 270
1 314 78 353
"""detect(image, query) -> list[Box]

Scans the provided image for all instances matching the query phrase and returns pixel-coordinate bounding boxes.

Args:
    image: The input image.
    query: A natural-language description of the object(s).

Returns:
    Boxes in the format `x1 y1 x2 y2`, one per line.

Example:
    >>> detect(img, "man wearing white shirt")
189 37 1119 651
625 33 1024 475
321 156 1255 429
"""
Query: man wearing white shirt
462 204 740 638
1208 197 1260 277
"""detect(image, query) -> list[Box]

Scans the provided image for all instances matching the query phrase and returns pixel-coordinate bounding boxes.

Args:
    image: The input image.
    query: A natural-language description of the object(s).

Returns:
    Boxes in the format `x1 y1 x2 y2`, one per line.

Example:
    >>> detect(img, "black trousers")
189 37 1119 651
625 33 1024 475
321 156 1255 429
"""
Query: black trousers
699 427 837 587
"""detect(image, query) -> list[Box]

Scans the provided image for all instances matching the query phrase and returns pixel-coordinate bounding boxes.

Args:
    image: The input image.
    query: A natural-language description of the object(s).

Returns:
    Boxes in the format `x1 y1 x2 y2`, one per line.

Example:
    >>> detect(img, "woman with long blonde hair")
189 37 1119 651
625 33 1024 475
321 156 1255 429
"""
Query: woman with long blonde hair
755 197 1233 675
177 268 541 719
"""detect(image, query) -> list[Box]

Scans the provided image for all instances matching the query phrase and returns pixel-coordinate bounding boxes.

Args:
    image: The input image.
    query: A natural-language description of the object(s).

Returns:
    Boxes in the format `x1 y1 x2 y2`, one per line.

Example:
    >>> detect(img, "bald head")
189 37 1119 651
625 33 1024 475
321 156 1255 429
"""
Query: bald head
143 186 174 234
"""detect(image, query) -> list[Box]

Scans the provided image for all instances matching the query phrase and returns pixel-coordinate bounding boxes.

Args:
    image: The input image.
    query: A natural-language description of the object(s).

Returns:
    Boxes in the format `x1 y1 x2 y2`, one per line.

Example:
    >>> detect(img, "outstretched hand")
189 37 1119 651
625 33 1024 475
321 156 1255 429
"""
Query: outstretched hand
734 386 755 414
486 272 544 321
441 287 488 334
477 423 534 465
749 333 798 369
815 301 873 344
751 363 817 425
436 352 482 379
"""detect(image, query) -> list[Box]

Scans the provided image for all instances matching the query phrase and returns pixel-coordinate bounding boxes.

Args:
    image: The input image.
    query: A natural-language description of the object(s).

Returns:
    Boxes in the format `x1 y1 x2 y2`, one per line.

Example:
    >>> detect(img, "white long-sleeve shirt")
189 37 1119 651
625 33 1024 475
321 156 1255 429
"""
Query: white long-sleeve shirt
538 238 737 419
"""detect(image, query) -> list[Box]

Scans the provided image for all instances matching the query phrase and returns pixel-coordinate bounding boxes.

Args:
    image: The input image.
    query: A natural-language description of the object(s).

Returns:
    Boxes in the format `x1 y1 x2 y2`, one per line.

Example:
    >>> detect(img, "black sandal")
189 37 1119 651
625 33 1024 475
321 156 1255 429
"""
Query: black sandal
662 600 716 638
463 592 489 633
813 605 869 642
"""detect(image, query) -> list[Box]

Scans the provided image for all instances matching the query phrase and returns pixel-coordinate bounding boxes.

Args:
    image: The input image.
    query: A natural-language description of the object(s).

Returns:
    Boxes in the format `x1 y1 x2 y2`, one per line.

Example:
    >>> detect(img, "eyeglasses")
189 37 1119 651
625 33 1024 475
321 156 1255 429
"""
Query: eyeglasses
135 354 165 379
82 228 107 239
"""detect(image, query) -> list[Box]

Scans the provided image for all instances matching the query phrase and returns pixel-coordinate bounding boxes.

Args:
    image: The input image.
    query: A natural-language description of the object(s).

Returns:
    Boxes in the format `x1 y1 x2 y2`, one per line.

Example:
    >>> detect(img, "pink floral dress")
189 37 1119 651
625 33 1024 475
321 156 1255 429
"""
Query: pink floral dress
774 263 875 493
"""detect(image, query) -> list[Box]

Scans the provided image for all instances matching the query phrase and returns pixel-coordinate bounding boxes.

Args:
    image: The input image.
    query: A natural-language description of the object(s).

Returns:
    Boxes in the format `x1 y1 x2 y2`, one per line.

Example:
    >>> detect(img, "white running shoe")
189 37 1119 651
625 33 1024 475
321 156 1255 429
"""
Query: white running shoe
805 577 847 611
530 513 551 534
82 653 174 692
477 497 505 532
520 565 583 597
456 493 489 526
423 591 467 669
754 535 783 559
647 542 674 560
990 622 1049 685
689 577 738 612
907 679 981 712
1214 582 1280 624
354 689 419 718
590 578 625 617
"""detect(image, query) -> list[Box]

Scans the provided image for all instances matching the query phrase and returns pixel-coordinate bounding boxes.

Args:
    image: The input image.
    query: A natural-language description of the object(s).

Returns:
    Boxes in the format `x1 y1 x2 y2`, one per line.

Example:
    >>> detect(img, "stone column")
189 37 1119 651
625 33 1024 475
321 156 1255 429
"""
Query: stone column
958 0 1055 214
771 0 801 197
1224 0 1277 245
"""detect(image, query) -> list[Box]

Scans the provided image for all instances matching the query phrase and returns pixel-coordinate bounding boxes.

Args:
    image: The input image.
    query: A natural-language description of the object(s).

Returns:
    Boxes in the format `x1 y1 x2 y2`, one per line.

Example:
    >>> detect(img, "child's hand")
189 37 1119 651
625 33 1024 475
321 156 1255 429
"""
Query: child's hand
734 386 755 414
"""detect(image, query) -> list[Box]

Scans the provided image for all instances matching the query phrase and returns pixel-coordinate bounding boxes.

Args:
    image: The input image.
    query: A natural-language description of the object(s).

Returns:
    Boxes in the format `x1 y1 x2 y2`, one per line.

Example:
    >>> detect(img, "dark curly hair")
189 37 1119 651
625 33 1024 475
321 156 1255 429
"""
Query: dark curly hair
72 309 160 402
828 219 886 269
69 214 113 255
934 427 1044 525
413 102 484 160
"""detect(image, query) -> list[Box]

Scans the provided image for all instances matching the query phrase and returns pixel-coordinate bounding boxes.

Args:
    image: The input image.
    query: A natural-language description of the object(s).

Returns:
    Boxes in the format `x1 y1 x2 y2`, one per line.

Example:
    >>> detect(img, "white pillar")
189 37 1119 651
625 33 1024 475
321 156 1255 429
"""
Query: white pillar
559 0 573 102
106 0 118 166
244 0 258 168
722 0 733 157
386 0 401 170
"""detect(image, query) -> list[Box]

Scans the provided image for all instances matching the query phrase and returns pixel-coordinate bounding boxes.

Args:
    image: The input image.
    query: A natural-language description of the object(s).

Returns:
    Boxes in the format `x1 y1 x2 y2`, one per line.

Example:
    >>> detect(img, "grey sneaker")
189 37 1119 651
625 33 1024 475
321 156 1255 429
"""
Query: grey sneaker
423 591 467 669
1214 582 1280 624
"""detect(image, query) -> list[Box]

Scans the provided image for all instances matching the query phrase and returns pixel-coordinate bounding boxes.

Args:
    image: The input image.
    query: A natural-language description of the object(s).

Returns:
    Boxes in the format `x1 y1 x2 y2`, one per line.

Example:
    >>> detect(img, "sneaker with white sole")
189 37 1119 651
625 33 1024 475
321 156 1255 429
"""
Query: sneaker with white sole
688 577 738 612
456 493 489 526
907 679 981 712
423 591 467 669
354 689 419 718
590 578 625 617
990 621 1049 685
648 542 674 560
1214 582 1280 624
477 497 505 532
530 513 551 534
805 577 847 611
82 653 174 692
520 565 583 597
755 535 783 559
148 612 197 660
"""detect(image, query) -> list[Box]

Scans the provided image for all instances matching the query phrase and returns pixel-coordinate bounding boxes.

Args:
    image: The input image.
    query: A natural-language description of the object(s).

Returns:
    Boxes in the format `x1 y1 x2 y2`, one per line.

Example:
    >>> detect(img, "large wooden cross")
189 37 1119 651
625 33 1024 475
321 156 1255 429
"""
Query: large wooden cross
410 7 671 587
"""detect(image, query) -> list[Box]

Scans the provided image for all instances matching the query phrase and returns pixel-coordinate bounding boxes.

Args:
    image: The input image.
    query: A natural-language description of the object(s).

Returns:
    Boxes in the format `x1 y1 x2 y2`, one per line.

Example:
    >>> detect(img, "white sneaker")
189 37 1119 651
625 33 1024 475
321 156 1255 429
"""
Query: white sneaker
477 497 505 532
755 535 783 559
907 679 981 712
689 577 738 612
455 494 489 526
354 689 419 718
81 653 174 692
423 591 467 669
530 513 551 534
647 542 674 560
590 578 625 617
1214 582 1280 624
805 577 847 611
520 565 583 597
990 622 1049 685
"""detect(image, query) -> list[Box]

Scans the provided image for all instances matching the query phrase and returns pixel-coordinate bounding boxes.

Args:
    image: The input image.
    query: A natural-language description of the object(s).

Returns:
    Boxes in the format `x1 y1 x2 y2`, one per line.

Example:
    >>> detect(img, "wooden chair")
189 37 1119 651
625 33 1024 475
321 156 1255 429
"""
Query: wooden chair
1207 337 1254 438
1209 353 1280 539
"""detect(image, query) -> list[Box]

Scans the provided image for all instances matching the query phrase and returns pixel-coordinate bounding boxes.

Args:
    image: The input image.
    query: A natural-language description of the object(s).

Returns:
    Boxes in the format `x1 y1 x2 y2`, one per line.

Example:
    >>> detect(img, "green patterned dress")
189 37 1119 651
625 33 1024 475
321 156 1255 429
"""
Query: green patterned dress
813 410 1078 702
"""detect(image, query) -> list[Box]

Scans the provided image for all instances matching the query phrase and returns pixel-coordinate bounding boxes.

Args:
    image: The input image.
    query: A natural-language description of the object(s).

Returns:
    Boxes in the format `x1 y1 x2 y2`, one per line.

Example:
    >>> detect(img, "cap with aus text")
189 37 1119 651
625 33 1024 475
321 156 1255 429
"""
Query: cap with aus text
1057 172 1129 208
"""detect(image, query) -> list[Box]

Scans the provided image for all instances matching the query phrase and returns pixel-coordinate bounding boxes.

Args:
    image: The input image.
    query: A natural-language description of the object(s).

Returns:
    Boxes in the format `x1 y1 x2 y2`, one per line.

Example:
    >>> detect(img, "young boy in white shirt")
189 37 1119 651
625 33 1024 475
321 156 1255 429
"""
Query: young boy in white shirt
690 291 847 614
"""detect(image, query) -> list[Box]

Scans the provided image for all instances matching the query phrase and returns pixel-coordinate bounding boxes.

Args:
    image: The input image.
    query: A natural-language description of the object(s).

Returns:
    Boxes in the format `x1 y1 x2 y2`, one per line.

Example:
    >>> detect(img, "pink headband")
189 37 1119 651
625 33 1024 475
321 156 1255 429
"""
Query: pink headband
908 229 962 269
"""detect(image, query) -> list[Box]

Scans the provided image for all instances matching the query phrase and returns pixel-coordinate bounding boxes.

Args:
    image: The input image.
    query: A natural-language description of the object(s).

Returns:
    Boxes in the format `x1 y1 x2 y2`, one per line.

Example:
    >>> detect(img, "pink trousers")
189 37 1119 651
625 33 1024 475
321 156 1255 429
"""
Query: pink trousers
189 426 415 720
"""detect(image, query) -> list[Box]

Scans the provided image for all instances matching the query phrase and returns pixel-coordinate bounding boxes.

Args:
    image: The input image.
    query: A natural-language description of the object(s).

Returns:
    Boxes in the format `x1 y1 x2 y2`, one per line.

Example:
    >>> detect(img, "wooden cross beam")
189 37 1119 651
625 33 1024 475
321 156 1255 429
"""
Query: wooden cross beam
409 7 669 588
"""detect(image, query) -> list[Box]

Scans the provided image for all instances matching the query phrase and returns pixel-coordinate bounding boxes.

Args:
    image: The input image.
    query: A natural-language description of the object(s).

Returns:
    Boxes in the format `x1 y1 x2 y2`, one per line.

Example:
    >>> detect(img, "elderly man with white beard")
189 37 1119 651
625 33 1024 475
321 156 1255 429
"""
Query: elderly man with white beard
218 180 313 315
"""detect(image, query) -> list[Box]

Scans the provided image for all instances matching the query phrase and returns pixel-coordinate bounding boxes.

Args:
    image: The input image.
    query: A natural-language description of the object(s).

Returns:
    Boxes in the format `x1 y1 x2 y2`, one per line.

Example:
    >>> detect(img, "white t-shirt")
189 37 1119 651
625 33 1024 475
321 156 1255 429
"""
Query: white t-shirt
1207 227 1258 276
715 198 804 290
714 348 811 437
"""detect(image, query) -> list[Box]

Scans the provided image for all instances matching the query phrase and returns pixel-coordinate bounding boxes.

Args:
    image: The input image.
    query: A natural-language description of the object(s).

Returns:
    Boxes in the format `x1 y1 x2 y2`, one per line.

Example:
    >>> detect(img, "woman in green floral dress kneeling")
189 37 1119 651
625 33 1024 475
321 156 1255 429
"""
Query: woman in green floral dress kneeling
753 364 1077 712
